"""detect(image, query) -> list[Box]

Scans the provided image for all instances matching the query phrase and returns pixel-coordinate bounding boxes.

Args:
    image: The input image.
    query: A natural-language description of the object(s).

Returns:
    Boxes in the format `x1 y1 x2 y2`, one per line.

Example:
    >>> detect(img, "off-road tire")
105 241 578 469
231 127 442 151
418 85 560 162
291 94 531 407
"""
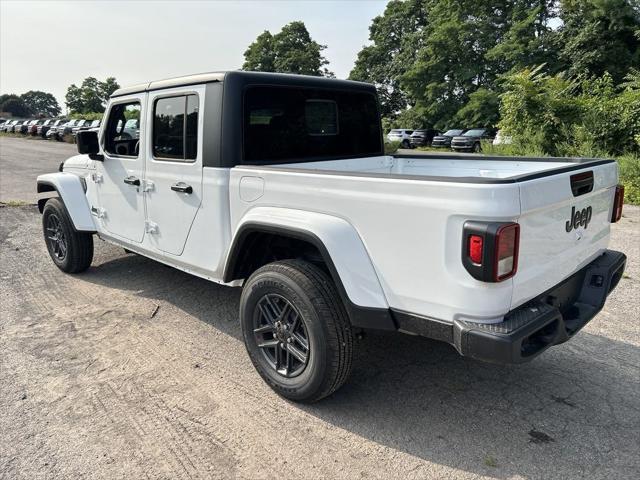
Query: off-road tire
42 198 93 273
240 259 353 402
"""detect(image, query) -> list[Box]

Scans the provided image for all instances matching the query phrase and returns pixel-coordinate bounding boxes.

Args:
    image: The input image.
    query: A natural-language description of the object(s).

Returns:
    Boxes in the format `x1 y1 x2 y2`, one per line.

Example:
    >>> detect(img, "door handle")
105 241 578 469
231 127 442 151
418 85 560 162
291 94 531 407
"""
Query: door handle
123 176 140 186
171 182 193 194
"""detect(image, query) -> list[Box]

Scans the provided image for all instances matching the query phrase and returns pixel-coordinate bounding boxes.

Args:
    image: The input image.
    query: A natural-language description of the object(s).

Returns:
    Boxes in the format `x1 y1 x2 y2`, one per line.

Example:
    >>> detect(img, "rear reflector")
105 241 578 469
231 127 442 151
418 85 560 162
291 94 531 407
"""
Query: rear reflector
468 235 483 264
611 184 624 223
494 224 520 281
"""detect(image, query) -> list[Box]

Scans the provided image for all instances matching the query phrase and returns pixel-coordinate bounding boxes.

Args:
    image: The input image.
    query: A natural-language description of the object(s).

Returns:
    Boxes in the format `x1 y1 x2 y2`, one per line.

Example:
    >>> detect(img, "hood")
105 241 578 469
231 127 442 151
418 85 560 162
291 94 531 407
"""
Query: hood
452 135 477 141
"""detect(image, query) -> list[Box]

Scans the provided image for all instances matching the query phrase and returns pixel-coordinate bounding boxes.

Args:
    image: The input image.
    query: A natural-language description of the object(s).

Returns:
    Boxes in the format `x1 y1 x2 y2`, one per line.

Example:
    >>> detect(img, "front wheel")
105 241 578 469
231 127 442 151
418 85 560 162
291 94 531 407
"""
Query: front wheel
473 142 481 153
42 198 94 273
240 259 353 402
401 139 410 149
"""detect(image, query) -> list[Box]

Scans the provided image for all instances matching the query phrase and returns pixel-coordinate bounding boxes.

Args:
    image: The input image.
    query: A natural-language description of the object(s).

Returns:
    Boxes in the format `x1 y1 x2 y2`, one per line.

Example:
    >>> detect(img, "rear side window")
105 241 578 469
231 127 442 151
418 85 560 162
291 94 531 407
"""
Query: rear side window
243 86 382 163
153 94 199 161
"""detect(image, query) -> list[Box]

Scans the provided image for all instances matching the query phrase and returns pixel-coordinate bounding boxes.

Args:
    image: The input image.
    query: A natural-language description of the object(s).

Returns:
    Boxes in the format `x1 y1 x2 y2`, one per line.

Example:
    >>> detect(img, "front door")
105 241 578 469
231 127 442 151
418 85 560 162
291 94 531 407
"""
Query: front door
95 96 146 243
144 87 204 256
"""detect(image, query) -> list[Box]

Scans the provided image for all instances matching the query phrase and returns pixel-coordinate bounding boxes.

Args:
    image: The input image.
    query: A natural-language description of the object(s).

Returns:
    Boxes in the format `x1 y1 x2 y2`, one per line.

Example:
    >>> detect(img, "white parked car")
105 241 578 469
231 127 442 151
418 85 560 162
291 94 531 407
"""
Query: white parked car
386 128 414 148
493 129 513 145
37 71 626 402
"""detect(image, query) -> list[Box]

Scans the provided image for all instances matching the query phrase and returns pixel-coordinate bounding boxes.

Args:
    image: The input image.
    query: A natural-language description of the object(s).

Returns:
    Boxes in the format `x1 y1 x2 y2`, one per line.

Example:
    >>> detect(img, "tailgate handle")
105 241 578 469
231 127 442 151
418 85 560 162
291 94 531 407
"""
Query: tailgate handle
570 171 593 197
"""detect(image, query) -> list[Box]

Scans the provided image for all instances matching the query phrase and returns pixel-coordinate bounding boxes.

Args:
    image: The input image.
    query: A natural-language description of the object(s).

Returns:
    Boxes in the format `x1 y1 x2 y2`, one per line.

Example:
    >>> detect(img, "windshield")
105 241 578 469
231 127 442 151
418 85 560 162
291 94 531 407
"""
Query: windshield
411 130 426 136
91 120 100 127
389 129 403 134
443 129 463 136
463 129 486 137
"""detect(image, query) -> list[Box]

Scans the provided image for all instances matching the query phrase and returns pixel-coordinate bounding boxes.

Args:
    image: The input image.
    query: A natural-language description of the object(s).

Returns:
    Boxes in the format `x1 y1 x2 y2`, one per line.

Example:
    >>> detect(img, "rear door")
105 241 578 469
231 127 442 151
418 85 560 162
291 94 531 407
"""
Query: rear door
512 162 619 308
144 86 204 256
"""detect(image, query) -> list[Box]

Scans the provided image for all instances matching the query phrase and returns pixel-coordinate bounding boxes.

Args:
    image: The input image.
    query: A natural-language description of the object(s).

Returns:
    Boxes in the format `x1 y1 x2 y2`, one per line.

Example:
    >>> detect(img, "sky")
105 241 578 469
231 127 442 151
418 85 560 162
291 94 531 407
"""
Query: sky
0 0 388 111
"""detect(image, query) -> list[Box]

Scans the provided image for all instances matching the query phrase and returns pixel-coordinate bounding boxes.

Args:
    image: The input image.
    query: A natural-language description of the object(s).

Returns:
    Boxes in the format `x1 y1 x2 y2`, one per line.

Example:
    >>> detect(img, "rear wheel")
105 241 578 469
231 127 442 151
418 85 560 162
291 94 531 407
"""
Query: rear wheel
240 259 353 402
42 198 93 273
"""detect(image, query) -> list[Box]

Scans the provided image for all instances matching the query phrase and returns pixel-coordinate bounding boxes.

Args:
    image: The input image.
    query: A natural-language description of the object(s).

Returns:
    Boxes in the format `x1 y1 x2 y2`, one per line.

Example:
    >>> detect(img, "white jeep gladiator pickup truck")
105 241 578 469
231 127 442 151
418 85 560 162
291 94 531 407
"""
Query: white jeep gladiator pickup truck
37 71 626 402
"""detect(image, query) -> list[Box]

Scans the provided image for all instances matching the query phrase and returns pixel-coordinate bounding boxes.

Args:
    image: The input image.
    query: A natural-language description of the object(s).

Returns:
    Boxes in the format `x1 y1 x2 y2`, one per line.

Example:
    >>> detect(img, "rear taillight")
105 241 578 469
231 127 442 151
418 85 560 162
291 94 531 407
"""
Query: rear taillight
611 184 624 223
494 223 519 281
462 221 520 282
468 235 483 264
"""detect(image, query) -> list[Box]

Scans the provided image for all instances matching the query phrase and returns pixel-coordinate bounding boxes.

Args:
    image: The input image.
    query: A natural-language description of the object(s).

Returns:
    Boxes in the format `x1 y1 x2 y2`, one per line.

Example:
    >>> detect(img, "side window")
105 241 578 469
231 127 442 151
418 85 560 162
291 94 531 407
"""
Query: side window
104 101 141 157
153 94 199 161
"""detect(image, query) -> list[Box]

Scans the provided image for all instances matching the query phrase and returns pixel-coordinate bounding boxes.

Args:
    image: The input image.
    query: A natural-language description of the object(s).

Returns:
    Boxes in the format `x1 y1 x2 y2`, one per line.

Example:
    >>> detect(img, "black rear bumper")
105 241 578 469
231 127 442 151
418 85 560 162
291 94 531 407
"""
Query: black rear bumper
394 249 626 364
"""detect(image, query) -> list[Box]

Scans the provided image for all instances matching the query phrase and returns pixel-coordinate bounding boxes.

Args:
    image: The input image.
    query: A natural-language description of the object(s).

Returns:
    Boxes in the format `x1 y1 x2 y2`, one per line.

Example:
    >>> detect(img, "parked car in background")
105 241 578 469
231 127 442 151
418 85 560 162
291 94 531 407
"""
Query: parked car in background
451 128 495 152
2 120 19 132
51 119 81 141
72 119 101 139
431 129 466 148
11 120 24 133
63 119 88 138
387 129 414 148
37 119 66 138
18 119 36 134
493 130 513 146
409 129 440 148
28 119 47 135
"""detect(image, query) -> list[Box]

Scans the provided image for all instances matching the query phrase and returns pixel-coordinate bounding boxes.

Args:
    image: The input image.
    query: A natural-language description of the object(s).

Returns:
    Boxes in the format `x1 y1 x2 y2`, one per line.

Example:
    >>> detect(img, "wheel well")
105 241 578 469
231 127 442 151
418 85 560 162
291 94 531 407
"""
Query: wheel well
224 225 398 332
225 230 328 283
36 182 58 213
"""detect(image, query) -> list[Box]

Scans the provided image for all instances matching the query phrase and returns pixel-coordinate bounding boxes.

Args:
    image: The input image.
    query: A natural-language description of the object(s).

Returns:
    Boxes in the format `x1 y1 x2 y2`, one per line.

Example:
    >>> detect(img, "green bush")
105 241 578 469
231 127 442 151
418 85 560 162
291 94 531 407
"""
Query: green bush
499 67 640 158
618 154 640 205
69 111 103 121
384 140 401 154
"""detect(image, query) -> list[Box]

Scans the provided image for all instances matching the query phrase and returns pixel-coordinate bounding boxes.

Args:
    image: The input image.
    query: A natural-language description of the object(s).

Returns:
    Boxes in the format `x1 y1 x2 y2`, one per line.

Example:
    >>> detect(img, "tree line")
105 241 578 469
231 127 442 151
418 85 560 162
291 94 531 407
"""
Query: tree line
0 76 120 118
347 0 639 132
239 0 639 201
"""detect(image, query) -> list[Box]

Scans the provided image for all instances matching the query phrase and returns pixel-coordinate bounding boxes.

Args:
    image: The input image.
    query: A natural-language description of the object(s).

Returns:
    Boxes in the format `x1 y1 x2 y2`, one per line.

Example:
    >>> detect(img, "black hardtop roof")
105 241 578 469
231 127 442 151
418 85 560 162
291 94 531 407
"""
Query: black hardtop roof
111 70 376 98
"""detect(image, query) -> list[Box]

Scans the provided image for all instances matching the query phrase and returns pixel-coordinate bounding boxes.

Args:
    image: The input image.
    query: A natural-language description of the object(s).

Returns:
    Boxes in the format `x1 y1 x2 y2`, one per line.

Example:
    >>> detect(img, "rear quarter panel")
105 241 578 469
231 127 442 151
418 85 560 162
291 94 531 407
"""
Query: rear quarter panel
229 167 521 323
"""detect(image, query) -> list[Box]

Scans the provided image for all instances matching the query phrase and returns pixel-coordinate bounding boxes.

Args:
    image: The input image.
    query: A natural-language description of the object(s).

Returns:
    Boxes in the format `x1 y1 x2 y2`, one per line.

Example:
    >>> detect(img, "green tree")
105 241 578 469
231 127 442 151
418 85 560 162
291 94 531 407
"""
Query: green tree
350 0 557 128
99 77 120 99
242 21 333 76
349 0 428 118
242 31 276 72
20 90 61 117
65 76 120 113
0 95 31 117
556 0 640 83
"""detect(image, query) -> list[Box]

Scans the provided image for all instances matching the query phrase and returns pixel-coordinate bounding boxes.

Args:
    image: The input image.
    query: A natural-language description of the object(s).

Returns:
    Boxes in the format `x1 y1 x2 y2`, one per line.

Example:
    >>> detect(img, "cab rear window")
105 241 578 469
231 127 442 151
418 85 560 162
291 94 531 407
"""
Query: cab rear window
243 86 382 163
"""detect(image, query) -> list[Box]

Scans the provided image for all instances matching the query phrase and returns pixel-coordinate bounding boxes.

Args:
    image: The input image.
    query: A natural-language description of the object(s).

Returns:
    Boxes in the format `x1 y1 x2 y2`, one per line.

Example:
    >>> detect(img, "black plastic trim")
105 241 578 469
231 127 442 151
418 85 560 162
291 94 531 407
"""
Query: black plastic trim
237 158 615 185
223 222 396 331
394 249 626 364
462 221 519 282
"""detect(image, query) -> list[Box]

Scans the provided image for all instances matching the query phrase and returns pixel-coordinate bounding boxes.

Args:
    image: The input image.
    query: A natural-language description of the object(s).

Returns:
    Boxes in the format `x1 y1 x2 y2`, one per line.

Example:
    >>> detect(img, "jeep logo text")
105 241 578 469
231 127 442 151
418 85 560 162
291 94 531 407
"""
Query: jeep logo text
565 206 592 232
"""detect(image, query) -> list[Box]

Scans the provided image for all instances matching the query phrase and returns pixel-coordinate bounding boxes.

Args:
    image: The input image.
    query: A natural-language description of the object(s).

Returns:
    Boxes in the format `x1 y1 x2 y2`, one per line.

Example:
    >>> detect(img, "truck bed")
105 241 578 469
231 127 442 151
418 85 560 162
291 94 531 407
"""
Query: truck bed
231 153 618 324
257 154 613 183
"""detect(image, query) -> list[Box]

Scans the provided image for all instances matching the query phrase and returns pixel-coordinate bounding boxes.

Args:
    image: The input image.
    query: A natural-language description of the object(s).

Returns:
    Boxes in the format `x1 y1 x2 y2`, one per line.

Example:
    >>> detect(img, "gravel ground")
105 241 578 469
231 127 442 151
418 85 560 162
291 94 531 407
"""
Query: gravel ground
1 136 639 479
0 135 76 204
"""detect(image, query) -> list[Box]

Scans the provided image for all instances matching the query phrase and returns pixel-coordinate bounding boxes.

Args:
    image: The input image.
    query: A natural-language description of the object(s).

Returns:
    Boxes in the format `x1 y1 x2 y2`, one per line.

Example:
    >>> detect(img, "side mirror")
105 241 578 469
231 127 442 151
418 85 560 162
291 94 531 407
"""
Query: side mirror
76 130 103 161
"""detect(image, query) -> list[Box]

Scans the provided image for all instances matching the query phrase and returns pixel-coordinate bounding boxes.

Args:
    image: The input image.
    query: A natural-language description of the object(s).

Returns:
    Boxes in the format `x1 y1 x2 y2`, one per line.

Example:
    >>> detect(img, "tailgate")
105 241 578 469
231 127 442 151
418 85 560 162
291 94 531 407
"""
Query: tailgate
512 161 619 309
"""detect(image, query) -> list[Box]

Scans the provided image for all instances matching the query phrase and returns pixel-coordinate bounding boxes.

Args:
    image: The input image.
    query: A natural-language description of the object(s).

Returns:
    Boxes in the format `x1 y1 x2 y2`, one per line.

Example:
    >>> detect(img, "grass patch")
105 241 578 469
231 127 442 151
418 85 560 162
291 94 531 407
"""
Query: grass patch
0 200 31 207
384 140 400 154
483 455 498 468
